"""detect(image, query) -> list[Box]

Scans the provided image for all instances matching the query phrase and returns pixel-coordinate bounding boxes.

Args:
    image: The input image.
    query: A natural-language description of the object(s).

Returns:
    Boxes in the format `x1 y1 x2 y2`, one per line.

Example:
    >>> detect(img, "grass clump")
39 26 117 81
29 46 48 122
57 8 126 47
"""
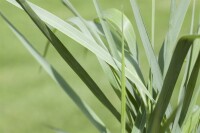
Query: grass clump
1 0 200 132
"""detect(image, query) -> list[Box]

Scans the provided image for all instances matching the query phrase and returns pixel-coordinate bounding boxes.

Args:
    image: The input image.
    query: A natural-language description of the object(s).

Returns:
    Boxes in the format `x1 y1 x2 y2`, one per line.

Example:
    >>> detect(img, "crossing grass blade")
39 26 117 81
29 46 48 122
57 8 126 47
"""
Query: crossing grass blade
148 35 200 133
0 11 110 133
14 0 121 123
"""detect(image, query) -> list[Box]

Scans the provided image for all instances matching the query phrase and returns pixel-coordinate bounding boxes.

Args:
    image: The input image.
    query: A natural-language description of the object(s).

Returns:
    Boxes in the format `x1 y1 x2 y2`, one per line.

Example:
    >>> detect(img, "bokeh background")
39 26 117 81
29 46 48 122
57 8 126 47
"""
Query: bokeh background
0 0 199 133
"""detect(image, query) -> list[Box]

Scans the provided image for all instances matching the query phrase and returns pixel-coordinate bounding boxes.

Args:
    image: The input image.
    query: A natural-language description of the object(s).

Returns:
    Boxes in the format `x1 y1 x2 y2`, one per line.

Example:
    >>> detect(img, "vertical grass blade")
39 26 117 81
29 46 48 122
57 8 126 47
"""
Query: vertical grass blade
163 0 191 76
14 0 121 123
93 0 120 60
120 5 126 133
148 35 200 133
178 0 197 104
130 0 163 91
0 11 109 133
178 10 200 126
158 0 176 74
179 52 200 126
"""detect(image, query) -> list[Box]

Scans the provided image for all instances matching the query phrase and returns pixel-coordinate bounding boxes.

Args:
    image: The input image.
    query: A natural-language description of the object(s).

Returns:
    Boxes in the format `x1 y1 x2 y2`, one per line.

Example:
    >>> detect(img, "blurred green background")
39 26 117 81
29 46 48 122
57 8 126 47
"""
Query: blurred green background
0 0 199 133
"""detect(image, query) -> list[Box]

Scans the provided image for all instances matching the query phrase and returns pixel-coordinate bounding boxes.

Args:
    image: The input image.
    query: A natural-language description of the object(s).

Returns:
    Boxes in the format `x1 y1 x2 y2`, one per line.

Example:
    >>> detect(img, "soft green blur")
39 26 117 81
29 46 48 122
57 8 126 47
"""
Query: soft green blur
0 0 199 133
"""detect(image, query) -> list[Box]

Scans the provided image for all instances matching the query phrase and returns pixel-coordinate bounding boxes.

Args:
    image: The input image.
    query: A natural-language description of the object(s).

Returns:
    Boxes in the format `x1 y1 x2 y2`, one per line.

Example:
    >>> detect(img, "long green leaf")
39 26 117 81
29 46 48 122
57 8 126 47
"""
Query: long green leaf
130 0 163 91
162 0 191 76
120 7 126 133
148 35 200 133
0 11 109 133
7 0 153 105
178 0 197 104
178 16 200 126
14 0 121 123
158 0 176 74
179 52 200 126
93 0 120 60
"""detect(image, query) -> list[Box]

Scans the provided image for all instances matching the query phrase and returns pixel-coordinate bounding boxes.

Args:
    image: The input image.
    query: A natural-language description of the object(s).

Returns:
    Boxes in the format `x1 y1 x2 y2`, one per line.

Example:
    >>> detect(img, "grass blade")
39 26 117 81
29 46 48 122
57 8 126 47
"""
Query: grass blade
0 11 109 132
102 9 145 83
179 51 200 126
163 0 191 76
178 17 200 126
93 0 120 60
103 8 138 62
158 0 176 74
130 0 163 91
120 5 126 133
148 35 200 133
14 0 121 123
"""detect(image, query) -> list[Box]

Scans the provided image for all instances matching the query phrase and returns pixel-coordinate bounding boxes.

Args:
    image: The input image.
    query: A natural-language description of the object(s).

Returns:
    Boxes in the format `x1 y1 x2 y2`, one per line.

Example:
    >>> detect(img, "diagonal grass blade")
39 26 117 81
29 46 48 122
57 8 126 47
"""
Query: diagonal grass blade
0 11 109 132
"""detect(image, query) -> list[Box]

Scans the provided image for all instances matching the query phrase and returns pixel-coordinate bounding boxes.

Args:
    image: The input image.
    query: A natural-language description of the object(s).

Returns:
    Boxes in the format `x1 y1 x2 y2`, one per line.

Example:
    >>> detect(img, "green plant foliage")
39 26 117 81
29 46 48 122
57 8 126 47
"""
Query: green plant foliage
1 0 200 132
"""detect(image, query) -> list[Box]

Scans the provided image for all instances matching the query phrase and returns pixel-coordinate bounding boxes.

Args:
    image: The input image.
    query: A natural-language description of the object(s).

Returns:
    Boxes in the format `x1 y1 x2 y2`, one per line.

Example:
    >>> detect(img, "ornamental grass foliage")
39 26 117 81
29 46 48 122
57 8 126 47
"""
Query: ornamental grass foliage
1 0 200 133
